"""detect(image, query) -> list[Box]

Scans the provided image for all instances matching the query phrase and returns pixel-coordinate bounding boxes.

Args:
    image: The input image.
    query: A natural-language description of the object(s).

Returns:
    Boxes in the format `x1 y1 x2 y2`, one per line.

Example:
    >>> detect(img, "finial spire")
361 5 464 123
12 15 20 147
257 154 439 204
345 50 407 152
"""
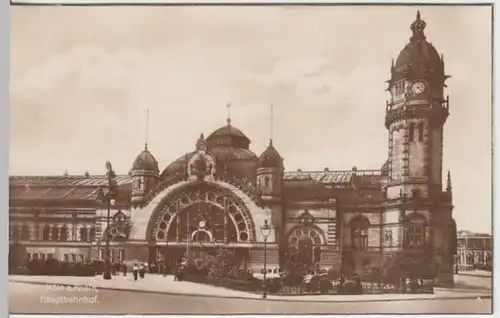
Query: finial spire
226 103 232 126
270 103 274 145
196 133 207 151
145 109 150 150
446 170 452 192
410 9 426 41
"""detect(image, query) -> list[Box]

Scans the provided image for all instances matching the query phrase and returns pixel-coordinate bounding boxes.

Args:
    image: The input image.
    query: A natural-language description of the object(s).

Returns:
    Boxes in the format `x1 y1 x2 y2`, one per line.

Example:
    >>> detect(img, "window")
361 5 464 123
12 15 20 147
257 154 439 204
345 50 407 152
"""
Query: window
9 225 13 240
80 227 88 242
12 225 20 241
47 253 54 260
287 226 324 266
264 176 270 189
63 254 69 262
40 254 46 261
313 247 321 264
404 214 427 248
350 216 370 251
297 236 314 266
90 227 96 242
42 225 51 241
51 226 59 241
119 249 124 261
137 178 143 190
98 249 104 260
418 122 424 141
351 228 368 251
409 123 415 142
406 225 425 247
59 225 68 241
21 224 30 241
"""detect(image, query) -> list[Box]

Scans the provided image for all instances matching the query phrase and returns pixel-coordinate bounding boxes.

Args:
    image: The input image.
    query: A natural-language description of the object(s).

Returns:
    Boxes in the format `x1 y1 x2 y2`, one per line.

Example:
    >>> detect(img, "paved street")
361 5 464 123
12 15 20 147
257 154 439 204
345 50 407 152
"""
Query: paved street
9 281 491 314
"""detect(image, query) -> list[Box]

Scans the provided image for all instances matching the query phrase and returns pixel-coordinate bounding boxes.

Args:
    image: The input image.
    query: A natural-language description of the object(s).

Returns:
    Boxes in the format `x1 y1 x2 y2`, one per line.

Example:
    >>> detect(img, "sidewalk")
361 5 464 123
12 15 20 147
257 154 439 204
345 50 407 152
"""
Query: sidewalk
9 274 492 303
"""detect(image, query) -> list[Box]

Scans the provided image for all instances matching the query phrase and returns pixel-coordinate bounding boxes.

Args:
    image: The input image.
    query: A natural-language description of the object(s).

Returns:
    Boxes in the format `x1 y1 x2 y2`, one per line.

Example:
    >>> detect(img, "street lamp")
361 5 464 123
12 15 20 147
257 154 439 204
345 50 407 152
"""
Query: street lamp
260 219 271 299
103 161 118 280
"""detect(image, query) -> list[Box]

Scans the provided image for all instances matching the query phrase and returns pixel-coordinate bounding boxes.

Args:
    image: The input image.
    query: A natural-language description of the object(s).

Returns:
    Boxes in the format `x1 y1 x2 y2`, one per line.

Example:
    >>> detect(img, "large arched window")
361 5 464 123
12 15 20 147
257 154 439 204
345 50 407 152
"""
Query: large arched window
404 213 427 248
350 215 370 251
287 225 325 266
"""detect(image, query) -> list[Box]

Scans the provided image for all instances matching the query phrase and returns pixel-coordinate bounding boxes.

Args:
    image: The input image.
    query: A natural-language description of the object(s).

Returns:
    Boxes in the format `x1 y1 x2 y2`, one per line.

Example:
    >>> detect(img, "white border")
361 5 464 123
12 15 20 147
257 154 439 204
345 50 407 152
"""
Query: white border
5 1 497 318
9 0 497 4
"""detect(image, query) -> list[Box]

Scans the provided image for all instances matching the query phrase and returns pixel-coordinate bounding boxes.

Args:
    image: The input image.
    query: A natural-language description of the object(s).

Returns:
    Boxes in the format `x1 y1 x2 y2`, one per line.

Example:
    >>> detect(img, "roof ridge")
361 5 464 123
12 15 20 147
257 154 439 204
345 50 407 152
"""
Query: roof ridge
284 169 381 173
10 174 131 179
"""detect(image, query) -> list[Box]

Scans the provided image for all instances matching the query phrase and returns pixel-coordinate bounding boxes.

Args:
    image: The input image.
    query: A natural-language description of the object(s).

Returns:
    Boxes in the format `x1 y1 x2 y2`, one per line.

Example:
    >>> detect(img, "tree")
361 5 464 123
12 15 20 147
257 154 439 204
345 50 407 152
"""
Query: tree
9 241 28 272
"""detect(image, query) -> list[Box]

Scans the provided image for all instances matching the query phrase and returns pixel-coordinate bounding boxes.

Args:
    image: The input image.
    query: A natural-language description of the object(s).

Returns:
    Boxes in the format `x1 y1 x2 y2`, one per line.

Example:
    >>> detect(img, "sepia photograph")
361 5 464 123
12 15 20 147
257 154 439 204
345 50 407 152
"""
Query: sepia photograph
8 3 493 315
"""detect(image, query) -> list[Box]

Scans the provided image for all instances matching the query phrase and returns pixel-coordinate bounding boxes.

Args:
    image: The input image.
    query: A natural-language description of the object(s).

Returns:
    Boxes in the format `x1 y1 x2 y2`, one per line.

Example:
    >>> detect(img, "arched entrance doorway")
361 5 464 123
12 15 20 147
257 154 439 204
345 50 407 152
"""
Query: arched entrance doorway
146 182 256 268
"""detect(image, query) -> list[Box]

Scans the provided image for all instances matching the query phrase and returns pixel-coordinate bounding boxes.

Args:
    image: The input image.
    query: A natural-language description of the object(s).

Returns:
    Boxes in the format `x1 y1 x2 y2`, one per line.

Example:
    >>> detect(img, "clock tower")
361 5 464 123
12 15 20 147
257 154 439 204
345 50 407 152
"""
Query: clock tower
384 11 456 287
385 10 450 200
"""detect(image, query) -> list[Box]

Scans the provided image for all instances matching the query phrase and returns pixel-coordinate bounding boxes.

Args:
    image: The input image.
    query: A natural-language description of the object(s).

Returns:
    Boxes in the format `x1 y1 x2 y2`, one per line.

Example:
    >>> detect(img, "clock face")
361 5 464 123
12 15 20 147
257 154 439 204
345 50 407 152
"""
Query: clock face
198 220 206 228
411 81 426 95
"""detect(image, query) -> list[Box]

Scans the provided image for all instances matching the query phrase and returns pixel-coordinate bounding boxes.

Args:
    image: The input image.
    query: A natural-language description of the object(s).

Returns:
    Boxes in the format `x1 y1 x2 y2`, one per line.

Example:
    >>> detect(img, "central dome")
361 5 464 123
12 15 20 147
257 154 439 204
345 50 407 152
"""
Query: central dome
206 119 251 150
160 121 258 181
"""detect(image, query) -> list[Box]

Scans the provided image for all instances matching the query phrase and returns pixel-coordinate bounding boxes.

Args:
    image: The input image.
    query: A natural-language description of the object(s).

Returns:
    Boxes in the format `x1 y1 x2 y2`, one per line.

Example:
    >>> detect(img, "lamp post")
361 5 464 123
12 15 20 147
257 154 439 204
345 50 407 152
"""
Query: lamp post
103 161 118 280
260 219 271 299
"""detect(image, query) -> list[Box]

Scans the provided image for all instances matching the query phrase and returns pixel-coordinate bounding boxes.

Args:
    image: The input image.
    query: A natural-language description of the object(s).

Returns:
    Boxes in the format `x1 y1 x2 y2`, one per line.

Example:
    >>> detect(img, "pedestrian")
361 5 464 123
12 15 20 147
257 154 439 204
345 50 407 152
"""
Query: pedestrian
139 263 145 279
132 263 138 281
122 262 127 276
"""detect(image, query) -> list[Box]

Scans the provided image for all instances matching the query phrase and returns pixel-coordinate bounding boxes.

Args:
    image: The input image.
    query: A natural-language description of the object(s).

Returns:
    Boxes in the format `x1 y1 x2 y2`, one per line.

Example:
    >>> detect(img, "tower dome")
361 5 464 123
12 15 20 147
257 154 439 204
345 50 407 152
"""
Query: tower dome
392 10 443 81
258 140 283 169
132 145 159 172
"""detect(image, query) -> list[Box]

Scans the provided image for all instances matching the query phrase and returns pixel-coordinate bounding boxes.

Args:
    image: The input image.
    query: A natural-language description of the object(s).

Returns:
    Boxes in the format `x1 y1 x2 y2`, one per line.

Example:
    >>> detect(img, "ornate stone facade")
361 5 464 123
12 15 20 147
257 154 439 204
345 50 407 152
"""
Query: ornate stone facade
9 12 457 286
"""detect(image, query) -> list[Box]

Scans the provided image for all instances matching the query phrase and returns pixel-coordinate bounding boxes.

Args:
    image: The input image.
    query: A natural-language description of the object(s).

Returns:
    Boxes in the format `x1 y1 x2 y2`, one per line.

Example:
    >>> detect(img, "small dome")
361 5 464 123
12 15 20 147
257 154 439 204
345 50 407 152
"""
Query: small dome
258 140 283 168
392 11 443 80
132 146 159 172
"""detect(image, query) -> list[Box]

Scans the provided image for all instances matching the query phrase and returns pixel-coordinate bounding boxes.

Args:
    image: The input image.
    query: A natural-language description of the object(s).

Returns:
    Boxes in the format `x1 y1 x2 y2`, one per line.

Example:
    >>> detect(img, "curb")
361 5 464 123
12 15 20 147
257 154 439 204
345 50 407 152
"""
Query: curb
9 280 492 304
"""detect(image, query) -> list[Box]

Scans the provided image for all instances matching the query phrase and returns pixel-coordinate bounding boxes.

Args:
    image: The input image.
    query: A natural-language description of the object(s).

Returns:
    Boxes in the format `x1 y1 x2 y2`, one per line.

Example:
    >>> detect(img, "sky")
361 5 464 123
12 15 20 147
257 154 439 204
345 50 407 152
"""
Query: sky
10 5 492 233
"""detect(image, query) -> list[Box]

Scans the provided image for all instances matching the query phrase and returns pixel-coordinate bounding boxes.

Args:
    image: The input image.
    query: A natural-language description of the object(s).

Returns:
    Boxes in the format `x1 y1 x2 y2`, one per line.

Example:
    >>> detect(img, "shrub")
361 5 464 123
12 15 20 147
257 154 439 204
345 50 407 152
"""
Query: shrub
282 272 303 286
341 280 359 294
267 277 282 293
327 266 341 281
9 242 28 272
319 278 333 294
